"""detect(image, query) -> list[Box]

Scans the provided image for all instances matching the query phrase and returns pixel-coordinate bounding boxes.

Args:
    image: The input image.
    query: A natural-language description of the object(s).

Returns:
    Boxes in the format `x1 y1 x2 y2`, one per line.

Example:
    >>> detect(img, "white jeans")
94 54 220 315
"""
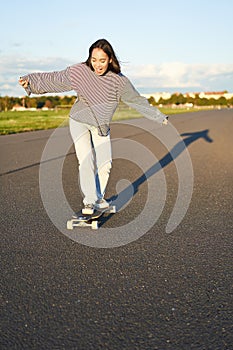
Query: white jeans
69 118 112 205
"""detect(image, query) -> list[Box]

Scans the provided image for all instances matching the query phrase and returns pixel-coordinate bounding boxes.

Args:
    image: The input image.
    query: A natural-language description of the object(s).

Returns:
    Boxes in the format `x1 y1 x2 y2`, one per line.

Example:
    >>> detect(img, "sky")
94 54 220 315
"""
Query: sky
0 0 233 97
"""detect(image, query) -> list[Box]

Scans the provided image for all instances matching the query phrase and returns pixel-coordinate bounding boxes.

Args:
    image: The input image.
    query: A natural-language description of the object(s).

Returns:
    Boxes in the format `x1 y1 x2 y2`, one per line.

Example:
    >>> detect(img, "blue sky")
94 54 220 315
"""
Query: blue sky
1 0 233 96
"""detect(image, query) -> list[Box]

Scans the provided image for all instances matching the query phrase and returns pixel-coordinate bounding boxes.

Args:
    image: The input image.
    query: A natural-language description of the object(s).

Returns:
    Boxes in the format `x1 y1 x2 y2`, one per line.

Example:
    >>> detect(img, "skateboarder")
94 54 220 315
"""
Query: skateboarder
19 38 168 215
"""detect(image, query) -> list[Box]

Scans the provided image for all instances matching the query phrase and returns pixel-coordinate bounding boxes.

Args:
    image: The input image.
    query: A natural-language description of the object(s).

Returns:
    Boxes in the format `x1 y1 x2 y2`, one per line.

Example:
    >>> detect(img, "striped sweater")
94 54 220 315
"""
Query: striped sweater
22 63 167 136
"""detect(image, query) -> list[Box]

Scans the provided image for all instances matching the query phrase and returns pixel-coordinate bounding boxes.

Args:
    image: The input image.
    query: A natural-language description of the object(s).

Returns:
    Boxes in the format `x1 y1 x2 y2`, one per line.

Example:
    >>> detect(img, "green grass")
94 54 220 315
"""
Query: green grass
0 106 196 135
0 109 69 135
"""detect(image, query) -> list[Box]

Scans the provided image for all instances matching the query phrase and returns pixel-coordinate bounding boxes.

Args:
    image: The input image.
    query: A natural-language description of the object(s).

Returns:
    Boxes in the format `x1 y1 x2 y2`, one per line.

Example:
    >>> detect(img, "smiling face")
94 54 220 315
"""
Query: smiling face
91 48 112 75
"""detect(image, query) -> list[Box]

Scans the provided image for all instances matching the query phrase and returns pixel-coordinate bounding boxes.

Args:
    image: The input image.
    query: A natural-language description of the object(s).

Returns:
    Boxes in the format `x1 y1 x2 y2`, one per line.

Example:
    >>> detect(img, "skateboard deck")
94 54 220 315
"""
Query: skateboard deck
67 205 116 230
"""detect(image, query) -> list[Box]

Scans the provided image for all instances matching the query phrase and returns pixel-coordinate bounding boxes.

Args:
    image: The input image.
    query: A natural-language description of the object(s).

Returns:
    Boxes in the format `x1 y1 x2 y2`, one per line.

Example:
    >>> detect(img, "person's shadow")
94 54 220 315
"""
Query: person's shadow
107 129 213 214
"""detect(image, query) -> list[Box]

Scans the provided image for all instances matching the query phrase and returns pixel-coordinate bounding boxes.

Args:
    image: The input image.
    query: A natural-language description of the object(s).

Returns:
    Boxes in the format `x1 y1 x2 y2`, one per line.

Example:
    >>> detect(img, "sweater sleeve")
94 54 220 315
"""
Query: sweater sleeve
21 67 72 95
120 79 167 124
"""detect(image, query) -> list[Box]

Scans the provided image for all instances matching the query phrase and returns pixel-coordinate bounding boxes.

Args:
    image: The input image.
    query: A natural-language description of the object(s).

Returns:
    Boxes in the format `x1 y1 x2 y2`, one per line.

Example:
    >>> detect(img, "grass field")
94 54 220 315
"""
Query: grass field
0 105 197 135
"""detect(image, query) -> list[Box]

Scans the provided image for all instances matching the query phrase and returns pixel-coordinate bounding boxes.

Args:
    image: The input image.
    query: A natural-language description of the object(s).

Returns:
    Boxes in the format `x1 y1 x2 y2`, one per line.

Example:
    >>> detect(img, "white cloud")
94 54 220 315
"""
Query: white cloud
1 54 233 96
0 55 73 96
124 62 233 92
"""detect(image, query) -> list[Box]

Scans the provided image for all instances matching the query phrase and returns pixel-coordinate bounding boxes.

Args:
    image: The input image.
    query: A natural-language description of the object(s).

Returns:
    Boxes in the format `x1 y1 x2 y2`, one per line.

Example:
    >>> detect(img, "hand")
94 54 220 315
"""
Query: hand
19 78 29 88
162 117 168 125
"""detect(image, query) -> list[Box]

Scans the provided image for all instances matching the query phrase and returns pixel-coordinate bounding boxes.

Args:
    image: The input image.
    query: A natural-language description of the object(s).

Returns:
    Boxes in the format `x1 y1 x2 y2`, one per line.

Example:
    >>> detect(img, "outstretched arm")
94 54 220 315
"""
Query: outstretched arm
19 67 72 95
120 79 168 125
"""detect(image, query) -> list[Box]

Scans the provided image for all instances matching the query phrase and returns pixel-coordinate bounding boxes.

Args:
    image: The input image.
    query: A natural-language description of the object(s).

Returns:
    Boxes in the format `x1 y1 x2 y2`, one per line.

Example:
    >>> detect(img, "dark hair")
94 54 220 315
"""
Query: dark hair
85 39 121 74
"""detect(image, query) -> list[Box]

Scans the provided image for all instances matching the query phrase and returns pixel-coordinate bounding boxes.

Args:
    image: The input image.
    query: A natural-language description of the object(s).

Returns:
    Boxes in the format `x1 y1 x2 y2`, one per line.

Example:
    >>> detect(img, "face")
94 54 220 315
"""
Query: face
91 48 112 75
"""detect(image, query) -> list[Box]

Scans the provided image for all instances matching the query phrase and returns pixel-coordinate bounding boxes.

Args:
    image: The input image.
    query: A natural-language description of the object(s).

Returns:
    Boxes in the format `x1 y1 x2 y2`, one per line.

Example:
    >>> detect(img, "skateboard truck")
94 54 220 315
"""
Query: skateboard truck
67 206 116 230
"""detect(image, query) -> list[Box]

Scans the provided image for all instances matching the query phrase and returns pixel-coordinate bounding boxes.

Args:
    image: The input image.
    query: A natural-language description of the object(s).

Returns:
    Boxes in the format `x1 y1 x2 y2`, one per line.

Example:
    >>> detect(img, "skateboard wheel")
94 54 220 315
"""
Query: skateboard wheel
67 220 73 230
110 205 116 213
91 221 98 230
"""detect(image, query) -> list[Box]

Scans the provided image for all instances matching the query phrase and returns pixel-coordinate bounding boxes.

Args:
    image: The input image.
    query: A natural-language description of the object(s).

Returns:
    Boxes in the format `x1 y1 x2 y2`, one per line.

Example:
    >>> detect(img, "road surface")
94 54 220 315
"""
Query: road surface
1 109 232 349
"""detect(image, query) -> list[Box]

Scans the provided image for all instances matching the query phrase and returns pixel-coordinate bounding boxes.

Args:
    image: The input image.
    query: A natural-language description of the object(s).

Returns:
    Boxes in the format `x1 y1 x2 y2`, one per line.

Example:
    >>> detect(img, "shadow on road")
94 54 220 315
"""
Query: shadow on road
108 129 213 213
0 151 75 177
1 128 213 229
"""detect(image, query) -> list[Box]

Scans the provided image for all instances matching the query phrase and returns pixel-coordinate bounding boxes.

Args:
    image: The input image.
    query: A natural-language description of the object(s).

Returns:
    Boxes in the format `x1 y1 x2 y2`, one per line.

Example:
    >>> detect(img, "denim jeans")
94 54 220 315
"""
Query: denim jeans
69 118 112 205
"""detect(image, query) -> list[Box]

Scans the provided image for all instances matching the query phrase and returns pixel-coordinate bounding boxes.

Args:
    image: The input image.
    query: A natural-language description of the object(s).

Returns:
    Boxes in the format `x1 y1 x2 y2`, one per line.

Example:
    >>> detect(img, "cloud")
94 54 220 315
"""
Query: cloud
124 62 233 92
0 55 73 96
1 54 233 96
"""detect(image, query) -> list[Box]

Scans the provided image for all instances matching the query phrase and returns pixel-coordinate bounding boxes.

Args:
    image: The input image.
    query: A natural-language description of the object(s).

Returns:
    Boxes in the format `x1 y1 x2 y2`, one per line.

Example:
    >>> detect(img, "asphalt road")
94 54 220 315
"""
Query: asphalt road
1 110 233 350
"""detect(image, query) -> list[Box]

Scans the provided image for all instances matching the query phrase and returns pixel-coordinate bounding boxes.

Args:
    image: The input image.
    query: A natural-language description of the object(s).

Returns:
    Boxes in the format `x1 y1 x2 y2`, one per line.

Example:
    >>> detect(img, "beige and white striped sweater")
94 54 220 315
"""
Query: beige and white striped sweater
22 63 167 136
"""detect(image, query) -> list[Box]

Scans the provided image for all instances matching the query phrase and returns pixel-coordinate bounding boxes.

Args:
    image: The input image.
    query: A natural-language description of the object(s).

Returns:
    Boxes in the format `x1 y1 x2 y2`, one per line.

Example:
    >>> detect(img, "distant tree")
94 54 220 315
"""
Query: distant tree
166 93 186 105
44 99 53 109
0 97 4 111
217 96 227 106
1 96 12 111
166 94 175 105
175 93 186 105
148 96 156 106
186 96 195 104
193 94 200 106
196 97 209 106
228 97 233 105
25 96 37 108
37 100 45 109
52 96 61 106
60 96 71 106
208 98 217 106
158 97 164 105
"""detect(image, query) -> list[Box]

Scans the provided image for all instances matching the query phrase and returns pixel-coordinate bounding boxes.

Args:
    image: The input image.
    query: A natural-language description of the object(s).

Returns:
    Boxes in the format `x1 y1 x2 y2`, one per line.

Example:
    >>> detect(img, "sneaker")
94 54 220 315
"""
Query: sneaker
82 204 94 215
94 199 110 210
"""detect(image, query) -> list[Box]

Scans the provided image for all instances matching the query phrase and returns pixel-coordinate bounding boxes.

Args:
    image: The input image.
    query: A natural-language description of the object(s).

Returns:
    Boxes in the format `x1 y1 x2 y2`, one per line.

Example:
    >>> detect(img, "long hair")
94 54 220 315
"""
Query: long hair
85 39 121 74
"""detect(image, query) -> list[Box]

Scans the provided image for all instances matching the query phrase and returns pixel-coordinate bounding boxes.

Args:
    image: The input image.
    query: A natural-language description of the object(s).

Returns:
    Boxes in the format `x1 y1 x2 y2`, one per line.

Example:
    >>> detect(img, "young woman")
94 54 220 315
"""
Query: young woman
19 38 168 215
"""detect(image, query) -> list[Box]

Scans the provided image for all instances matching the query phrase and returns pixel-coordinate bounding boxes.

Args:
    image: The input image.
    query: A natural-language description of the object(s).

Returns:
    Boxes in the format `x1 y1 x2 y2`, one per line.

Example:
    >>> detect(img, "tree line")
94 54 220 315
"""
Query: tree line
148 93 233 107
0 95 77 112
0 93 232 112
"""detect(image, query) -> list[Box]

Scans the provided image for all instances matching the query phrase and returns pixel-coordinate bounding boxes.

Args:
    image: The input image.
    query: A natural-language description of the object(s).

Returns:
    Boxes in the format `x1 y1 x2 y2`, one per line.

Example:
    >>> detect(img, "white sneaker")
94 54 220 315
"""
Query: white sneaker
94 199 110 210
82 204 94 215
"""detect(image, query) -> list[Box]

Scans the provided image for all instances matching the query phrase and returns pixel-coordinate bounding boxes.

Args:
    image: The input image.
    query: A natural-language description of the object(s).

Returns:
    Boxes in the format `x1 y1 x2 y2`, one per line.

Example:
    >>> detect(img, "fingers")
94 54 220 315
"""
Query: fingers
19 78 29 88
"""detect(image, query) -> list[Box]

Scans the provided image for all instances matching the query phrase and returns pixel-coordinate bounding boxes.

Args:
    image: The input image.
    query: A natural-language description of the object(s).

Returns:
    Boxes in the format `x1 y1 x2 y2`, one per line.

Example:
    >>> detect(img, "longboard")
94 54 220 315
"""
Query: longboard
67 206 116 230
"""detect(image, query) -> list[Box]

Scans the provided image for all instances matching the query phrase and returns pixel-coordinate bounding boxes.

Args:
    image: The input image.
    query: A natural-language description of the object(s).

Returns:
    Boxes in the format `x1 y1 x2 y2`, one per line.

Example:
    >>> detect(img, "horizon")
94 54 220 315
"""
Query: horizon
1 89 233 100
